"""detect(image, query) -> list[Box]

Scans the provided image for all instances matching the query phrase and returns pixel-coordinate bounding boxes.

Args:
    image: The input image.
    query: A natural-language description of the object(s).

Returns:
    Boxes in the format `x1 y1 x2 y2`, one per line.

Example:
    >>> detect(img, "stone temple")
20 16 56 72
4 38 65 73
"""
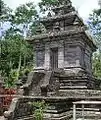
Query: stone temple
3 0 101 120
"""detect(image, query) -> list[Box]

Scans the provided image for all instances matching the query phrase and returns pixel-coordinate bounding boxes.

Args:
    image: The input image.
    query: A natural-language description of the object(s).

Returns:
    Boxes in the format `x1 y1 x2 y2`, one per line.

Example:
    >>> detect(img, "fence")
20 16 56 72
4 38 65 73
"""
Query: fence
73 100 101 120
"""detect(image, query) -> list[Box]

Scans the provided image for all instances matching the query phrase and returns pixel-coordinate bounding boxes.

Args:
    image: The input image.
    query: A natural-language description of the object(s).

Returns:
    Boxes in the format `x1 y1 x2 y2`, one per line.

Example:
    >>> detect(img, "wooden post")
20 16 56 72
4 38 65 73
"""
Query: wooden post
73 104 76 120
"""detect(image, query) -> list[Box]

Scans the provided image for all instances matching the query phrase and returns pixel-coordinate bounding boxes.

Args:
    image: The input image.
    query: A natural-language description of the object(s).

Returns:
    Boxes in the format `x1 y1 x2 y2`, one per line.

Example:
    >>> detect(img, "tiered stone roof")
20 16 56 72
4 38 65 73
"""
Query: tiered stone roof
27 0 96 50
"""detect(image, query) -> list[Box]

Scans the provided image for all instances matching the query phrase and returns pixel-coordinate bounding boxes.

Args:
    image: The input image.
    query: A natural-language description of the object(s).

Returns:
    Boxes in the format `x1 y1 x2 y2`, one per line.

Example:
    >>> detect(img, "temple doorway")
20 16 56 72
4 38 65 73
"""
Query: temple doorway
50 48 58 70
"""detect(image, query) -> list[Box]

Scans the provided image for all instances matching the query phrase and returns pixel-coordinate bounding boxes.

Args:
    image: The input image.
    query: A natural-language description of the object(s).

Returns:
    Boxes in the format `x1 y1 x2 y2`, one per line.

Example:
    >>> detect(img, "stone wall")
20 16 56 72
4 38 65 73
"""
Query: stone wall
4 97 73 120
64 44 80 68
64 36 84 69
4 96 101 120
4 97 34 120
34 34 93 74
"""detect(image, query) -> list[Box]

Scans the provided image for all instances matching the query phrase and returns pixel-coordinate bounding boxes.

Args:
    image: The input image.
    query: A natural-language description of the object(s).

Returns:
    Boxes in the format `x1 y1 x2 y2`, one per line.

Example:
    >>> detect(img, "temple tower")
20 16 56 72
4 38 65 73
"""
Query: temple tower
28 0 96 90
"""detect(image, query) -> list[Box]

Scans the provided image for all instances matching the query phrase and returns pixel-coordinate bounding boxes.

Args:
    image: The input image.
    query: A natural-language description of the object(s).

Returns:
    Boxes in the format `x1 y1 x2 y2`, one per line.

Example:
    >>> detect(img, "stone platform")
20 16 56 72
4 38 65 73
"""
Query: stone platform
2 70 101 120
3 95 101 120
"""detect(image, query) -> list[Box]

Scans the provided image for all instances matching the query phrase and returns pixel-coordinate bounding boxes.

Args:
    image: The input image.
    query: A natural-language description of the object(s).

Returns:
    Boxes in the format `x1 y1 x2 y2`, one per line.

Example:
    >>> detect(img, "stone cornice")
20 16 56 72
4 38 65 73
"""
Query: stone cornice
83 31 97 51
40 11 77 23
51 3 73 12
27 27 96 51
40 11 85 29
27 27 85 42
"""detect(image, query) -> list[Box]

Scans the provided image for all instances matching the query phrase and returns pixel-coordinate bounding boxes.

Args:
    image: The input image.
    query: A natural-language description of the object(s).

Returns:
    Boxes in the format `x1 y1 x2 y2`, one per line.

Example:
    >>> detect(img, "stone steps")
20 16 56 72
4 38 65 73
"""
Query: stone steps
17 117 33 120
59 76 88 89
76 114 101 120
17 115 33 120
60 80 87 86
60 86 87 89
59 89 101 97
60 80 87 82
74 110 101 120
76 117 101 119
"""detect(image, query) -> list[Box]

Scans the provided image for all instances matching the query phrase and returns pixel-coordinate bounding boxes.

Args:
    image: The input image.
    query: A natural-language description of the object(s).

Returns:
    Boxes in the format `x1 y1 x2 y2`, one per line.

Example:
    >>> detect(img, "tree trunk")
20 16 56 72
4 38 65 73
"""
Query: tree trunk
17 54 21 80
23 55 26 68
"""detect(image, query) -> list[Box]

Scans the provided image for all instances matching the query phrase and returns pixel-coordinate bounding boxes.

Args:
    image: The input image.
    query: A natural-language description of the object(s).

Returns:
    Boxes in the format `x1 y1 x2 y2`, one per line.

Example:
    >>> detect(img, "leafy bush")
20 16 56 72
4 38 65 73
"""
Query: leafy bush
29 100 47 120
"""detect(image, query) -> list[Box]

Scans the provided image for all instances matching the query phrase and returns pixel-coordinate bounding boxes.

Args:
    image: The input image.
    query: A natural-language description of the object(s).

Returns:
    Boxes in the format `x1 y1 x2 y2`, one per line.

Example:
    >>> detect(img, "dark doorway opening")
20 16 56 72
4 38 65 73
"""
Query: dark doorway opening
50 48 58 70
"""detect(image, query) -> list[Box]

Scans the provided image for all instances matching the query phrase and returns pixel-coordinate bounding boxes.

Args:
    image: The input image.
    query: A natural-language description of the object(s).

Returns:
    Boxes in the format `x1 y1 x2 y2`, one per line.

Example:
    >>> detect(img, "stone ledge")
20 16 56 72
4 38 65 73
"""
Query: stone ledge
27 27 85 41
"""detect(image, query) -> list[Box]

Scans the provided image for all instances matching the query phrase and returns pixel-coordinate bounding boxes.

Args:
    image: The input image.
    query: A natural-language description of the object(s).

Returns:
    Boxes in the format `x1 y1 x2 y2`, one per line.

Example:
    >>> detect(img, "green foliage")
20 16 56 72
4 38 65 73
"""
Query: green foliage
29 101 47 120
0 1 37 88
0 31 33 87
0 0 58 87
11 2 39 37
19 66 32 79
0 0 12 21
88 8 101 78
88 8 101 50
14 2 38 24
92 53 101 79
4 69 18 88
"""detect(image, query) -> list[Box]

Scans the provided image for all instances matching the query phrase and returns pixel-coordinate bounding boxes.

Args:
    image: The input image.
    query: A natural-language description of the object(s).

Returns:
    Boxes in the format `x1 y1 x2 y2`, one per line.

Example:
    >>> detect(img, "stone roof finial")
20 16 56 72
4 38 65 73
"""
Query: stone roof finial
57 0 71 5
47 12 52 17
51 0 72 16
35 24 42 35
53 22 60 32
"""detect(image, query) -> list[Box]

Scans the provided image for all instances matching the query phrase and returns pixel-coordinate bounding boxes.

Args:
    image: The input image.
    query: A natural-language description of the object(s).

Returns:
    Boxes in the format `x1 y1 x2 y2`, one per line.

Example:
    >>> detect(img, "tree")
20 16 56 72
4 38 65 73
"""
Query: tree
0 0 12 18
1 29 34 87
88 8 101 78
0 1 35 87
92 53 101 79
88 8 101 51
12 2 39 37
0 0 59 87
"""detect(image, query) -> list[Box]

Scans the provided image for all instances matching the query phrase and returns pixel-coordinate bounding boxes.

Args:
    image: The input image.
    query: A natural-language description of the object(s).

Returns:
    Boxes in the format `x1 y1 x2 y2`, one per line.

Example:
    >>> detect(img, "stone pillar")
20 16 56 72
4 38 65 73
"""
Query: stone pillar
34 46 37 69
82 104 85 120
44 46 50 70
58 46 64 69
75 46 81 67
73 104 76 120
34 45 45 71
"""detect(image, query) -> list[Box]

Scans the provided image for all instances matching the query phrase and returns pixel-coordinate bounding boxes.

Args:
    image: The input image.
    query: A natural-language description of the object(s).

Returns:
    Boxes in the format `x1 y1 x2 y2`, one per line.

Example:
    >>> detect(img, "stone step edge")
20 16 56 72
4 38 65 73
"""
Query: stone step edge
60 86 87 89
59 80 87 82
